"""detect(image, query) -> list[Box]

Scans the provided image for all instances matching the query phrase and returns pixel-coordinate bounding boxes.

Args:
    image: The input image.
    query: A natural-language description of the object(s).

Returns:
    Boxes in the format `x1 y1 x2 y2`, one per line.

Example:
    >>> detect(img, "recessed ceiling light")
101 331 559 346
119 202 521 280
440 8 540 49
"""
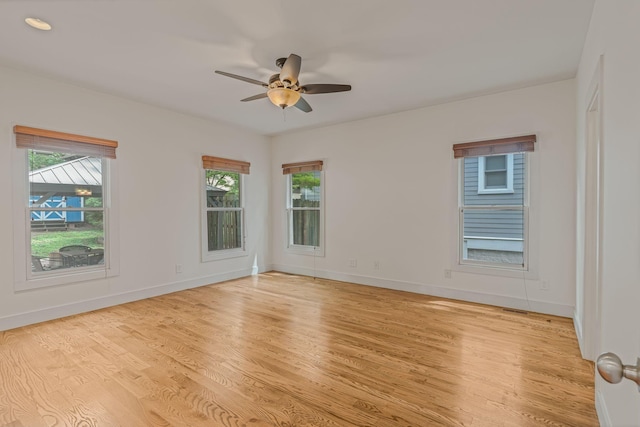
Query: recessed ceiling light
25 17 52 31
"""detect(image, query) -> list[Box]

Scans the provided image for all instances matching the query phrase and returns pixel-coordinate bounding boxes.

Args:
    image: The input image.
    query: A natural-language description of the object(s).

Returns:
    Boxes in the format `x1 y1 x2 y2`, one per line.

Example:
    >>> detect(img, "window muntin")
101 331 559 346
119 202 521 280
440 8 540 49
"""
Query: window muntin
204 170 244 253
461 153 527 269
28 150 107 275
288 171 322 250
477 154 514 194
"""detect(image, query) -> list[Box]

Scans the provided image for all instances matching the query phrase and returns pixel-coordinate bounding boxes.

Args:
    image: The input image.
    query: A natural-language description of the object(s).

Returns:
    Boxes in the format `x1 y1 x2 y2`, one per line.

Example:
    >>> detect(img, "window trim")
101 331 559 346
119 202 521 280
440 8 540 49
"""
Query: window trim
477 154 514 194
200 168 247 262
285 170 325 257
13 137 119 291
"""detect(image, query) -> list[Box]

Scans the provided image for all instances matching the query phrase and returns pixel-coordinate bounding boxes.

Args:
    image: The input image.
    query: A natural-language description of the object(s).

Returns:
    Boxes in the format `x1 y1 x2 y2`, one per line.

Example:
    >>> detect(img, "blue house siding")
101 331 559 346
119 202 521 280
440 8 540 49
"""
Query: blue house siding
462 154 525 240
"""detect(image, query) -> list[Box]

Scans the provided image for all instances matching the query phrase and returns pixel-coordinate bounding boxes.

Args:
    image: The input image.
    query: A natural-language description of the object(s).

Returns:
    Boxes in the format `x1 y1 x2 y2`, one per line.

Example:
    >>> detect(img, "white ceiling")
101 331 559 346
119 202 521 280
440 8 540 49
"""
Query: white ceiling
0 0 595 136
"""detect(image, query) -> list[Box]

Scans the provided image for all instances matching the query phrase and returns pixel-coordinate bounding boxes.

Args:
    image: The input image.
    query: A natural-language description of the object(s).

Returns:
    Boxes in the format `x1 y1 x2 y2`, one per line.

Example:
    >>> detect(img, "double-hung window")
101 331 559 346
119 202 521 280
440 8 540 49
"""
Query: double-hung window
201 156 250 261
13 125 118 290
283 160 324 255
477 154 514 194
453 135 535 270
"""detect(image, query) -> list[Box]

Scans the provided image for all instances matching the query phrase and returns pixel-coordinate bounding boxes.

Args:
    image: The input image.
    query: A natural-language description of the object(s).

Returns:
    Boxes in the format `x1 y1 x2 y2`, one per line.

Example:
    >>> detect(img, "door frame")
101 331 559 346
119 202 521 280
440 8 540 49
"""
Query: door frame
578 55 604 361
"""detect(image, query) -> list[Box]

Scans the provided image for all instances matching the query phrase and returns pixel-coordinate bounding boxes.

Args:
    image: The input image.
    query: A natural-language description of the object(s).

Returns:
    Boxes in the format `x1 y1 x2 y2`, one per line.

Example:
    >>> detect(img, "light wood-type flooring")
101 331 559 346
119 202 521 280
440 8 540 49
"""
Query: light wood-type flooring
0 272 598 426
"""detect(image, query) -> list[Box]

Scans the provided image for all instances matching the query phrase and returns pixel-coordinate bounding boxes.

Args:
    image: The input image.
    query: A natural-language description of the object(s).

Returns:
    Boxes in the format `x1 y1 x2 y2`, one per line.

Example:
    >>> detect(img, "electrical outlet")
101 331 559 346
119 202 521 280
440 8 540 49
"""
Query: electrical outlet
374 261 380 270
349 259 357 268
444 269 452 279
541 280 549 290
176 264 183 274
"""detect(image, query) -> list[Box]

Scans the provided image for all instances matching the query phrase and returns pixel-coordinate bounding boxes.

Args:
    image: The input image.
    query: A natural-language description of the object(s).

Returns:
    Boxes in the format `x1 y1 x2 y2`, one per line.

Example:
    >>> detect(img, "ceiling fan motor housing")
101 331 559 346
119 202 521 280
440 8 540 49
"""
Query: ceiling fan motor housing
275 57 287 69
269 73 298 91
269 74 281 86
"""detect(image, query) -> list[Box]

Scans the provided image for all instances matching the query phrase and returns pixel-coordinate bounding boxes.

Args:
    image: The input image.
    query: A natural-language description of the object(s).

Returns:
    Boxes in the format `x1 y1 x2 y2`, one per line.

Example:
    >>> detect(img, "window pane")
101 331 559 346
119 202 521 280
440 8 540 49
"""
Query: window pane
462 208 523 266
205 170 240 208
292 210 320 246
207 210 242 251
31 211 105 272
464 154 524 204
28 149 106 273
485 171 507 188
29 150 103 203
292 171 321 208
207 192 240 208
485 155 506 171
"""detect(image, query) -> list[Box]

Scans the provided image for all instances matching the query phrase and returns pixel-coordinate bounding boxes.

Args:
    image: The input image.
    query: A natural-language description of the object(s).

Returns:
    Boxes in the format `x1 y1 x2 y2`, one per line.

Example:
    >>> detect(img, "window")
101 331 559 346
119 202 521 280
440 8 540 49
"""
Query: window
283 160 324 255
478 154 514 194
201 156 250 261
13 125 118 289
453 135 535 270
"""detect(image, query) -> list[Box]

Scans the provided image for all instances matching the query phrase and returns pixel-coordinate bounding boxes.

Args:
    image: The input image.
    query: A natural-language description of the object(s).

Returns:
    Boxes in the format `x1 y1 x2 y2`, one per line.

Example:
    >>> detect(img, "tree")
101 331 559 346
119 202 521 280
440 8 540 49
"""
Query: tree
84 197 103 228
292 172 320 191
206 170 239 194
28 151 79 170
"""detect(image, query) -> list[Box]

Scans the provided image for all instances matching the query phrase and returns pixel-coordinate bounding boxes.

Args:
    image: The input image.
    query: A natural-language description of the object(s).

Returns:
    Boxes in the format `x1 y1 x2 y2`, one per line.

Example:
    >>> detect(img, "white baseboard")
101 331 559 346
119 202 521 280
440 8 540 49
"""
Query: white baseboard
272 264 574 317
3 264 572 331
0 266 270 331
573 311 588 359
595 390 611 427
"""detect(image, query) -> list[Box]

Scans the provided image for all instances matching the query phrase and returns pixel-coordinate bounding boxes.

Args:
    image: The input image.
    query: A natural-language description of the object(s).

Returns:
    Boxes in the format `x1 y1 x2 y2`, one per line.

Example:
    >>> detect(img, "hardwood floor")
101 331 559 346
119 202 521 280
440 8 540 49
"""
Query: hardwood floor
0 272 598 426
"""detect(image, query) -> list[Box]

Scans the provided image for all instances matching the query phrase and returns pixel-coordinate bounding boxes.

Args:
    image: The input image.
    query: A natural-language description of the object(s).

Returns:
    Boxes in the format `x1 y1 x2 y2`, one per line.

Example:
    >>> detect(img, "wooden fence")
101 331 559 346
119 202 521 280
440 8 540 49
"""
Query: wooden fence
207 211 241 251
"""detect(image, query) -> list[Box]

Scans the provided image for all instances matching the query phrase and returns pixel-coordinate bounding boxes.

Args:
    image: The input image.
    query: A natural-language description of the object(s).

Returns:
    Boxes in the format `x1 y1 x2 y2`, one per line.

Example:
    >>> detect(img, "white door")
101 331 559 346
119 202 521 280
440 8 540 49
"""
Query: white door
581 72 603 362
595 270 640 426
591 23 640 423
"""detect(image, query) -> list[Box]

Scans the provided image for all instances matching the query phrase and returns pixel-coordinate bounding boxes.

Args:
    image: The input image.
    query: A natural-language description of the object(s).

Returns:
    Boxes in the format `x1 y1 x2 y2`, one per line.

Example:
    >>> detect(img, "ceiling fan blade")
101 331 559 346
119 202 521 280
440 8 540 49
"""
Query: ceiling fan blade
294 96 312 113
301 84 352 94
215 70 268 87
279 54 302 85
240 93 268 102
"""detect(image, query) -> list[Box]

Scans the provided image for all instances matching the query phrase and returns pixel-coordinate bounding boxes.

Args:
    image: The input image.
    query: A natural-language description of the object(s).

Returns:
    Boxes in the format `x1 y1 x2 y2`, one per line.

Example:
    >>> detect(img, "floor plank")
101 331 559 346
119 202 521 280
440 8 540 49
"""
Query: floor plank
0 272 598 426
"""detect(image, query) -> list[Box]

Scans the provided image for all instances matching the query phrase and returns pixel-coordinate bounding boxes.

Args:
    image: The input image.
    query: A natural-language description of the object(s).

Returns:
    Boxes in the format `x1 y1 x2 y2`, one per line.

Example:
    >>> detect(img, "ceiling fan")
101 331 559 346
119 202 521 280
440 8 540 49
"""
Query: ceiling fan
215 54 351 113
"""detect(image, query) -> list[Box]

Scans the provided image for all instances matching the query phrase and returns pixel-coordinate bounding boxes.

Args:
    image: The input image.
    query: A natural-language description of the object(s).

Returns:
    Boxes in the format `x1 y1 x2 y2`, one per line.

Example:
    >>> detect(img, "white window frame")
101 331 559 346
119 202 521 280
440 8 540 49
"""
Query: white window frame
459 153 528 272
477 154 514 194
12 146 120 291
201 170 247 262
285 171 324 256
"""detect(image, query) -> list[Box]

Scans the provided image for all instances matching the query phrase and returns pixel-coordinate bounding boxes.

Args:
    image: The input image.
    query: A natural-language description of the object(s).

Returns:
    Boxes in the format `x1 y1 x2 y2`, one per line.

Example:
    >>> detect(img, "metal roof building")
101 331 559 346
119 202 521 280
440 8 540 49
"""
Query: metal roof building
29 157 102 198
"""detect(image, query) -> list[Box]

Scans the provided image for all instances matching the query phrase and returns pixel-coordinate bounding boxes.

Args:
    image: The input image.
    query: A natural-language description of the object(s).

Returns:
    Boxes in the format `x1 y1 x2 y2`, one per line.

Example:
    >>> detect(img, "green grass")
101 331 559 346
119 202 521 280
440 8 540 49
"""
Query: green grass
31 229 104 257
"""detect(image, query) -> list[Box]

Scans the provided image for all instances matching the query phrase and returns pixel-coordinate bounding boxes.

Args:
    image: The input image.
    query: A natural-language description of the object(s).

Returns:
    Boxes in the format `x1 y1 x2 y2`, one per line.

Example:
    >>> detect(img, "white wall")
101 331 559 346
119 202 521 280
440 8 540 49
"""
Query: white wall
0 65 579 330
0 65 271 330
271 80 577 317
576 1 640 425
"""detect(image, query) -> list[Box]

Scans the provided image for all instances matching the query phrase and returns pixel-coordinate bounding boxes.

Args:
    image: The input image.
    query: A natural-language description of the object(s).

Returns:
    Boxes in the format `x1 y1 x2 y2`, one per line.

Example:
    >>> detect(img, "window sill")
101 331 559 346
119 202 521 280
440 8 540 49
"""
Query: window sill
454 262 538 280
286 245 324 257
202 248 247 262
477 188 515 195
16 267 112 292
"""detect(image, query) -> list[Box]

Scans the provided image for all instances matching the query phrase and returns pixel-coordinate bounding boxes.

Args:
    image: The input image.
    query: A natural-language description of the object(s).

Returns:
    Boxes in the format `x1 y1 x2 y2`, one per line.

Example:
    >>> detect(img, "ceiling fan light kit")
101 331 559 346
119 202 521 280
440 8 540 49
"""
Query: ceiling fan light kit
215 53 351 113
267 87 300 109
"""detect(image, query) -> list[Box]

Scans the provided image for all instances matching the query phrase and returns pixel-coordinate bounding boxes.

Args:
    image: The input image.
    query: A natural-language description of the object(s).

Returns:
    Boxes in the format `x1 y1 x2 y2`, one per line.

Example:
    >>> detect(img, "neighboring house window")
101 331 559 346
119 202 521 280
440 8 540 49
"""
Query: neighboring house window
283 160 324 255
477 154 514 194
201 156 250 261
13 125 118 290
453 135 536 270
